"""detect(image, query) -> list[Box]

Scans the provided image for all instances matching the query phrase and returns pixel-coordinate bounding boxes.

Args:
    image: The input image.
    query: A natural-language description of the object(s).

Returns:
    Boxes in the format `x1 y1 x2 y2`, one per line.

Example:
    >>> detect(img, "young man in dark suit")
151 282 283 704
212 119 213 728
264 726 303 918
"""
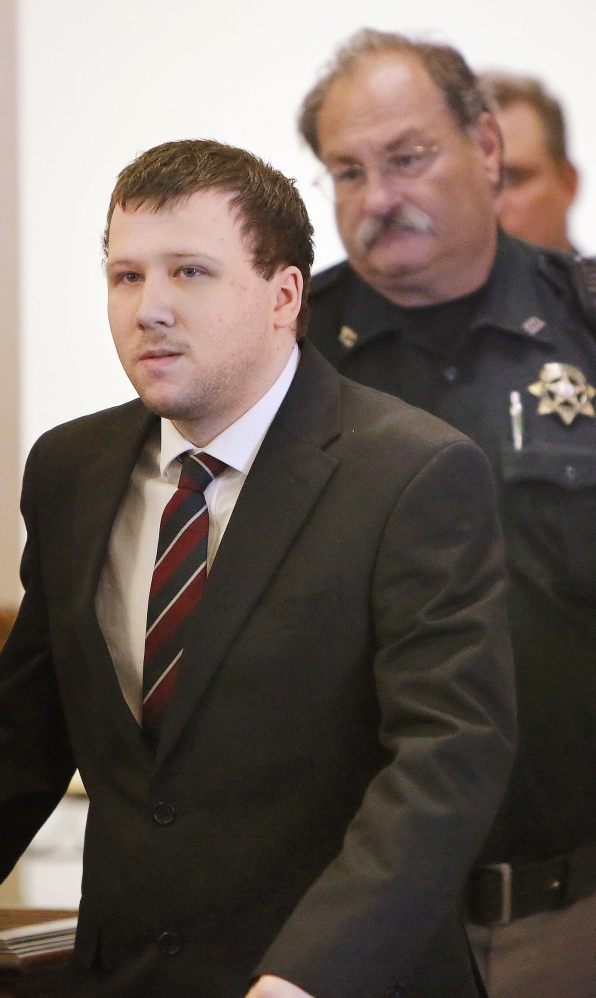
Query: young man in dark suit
0 139 514 998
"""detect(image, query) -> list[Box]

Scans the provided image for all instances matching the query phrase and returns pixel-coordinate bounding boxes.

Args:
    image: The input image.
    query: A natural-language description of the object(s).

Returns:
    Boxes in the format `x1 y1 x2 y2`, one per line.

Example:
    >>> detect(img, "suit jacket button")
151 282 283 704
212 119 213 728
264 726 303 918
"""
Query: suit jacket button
158 930 182 955
153 802 176 825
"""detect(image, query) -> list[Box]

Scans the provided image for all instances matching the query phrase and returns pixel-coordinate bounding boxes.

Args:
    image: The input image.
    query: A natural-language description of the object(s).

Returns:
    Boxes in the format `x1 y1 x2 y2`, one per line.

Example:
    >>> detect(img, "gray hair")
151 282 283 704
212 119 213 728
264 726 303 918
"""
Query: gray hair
298 28 491 159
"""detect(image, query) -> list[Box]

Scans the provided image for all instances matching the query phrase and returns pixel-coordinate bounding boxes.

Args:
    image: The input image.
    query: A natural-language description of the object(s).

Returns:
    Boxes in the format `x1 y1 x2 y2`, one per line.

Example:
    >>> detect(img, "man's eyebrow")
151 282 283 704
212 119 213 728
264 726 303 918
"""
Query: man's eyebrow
106 251 222 269
167 252 221 263
383 130 425 154
325 153 361 165
105 257 138 273
325 130 425 164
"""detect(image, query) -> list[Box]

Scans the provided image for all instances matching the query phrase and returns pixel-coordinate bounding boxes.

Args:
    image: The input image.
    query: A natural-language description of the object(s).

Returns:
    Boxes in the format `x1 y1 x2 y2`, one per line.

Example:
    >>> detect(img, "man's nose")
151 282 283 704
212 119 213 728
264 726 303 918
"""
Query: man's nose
359 168 404 216
135 276 175 330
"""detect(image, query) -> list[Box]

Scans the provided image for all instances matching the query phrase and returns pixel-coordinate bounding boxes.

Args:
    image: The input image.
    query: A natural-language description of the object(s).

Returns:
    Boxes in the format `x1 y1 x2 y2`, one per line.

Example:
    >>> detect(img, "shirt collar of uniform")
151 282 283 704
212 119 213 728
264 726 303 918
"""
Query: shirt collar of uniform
340 228 553 352
159 343 300 479
466 229 553 342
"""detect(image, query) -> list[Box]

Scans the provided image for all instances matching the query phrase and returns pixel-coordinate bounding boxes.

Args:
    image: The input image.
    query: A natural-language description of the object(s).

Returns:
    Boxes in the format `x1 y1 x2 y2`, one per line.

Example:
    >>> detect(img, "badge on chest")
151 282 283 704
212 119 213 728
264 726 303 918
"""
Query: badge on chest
528 363 596 426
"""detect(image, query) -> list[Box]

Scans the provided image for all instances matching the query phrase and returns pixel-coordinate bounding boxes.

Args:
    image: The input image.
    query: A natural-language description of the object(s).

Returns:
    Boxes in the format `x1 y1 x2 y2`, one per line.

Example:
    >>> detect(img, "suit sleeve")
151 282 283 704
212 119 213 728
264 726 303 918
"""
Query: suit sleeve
0 441 75 881
255 439 516 998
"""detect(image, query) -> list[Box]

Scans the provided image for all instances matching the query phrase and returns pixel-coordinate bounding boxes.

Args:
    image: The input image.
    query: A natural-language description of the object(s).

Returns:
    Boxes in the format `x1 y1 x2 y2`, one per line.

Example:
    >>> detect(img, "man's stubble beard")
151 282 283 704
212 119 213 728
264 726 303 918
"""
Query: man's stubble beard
131 362 224 427
131 347 267 445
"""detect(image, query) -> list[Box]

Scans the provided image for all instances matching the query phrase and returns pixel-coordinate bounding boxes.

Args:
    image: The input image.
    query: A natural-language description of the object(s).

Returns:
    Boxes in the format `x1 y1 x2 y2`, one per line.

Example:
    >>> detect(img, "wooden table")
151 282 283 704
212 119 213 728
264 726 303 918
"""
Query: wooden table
0 910 77 998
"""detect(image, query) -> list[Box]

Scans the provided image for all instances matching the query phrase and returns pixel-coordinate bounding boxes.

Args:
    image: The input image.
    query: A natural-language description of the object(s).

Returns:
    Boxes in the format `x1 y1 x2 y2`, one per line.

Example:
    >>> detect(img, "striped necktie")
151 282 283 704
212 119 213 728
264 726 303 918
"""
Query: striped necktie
142 451 227 742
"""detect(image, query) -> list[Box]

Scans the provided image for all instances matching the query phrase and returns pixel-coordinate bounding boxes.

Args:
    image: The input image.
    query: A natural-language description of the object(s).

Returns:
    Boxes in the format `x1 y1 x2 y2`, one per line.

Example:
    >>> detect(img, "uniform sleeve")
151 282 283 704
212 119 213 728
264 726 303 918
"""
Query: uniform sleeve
255 440 516 998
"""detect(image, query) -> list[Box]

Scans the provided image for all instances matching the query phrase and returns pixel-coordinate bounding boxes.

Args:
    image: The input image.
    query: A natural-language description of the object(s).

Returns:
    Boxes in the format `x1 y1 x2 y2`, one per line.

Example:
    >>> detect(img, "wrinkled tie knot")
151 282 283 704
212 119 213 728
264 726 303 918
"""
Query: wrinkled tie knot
178 452 228 494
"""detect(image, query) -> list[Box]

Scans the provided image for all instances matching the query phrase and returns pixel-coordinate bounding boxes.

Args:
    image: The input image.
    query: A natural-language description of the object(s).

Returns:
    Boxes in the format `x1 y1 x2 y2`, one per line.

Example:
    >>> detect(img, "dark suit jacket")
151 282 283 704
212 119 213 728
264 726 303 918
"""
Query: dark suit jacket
0 343 514 998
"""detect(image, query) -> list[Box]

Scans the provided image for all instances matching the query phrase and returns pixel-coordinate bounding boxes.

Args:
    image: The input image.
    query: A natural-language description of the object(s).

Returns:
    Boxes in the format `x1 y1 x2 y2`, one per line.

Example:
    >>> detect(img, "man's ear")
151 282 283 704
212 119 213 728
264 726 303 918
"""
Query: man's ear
273 266 303 331
470 112 502 187
559 160 580 205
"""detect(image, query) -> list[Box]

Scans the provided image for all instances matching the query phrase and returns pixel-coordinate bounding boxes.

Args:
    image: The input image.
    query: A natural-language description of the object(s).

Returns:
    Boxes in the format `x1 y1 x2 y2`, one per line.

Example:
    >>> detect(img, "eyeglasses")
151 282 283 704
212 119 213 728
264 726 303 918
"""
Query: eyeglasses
500 165 535 189
314 143 440 202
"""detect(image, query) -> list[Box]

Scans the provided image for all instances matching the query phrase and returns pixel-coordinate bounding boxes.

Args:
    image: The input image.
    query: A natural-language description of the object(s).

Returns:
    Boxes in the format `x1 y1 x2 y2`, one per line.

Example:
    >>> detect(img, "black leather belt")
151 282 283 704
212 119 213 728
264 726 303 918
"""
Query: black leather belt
465 843 596 926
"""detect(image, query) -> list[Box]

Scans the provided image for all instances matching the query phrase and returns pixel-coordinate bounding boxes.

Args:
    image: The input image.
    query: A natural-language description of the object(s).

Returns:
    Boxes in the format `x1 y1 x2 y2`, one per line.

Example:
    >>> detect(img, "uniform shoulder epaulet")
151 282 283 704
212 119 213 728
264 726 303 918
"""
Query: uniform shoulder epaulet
308 261 350 299
536 247 596 329
569 256 596 325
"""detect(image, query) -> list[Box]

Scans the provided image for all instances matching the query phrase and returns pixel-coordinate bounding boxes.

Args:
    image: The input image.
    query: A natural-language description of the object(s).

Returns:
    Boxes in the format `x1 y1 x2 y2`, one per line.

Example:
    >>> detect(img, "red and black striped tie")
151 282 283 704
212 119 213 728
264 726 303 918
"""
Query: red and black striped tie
142 451 227 743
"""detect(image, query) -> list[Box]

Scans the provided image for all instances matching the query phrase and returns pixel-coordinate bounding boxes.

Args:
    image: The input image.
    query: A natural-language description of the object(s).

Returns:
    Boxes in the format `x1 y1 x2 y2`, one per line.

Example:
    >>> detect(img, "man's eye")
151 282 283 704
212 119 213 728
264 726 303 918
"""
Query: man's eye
500 167 533 188
333 167 365 185
389 151 430 176
396 153 422 169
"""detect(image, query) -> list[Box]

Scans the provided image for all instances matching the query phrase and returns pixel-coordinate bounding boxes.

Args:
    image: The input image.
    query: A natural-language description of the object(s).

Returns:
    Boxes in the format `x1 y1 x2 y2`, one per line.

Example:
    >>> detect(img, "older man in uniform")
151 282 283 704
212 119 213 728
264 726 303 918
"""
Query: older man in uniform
300 28 596 998
477 72 579 251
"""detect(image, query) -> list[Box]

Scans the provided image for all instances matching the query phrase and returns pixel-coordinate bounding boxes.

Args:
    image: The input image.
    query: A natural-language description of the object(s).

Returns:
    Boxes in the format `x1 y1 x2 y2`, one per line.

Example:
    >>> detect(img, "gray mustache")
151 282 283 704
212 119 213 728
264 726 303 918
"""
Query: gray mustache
355 206 433 252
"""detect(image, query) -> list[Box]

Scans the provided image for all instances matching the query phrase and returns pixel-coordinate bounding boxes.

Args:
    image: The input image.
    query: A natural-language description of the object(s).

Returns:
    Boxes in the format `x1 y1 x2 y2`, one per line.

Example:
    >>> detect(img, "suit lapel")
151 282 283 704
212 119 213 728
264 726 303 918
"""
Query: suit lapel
71 400 157 765
155 344 342 766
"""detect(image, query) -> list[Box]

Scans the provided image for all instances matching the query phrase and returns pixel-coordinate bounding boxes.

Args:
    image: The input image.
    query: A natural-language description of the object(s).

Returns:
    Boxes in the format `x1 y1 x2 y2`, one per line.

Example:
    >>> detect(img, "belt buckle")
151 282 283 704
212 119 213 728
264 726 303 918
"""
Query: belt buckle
485 861 513 925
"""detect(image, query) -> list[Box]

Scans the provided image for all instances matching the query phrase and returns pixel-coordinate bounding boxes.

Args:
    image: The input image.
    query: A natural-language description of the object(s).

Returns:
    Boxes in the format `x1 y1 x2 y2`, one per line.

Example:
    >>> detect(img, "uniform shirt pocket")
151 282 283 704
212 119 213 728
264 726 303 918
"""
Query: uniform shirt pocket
501 443 596 603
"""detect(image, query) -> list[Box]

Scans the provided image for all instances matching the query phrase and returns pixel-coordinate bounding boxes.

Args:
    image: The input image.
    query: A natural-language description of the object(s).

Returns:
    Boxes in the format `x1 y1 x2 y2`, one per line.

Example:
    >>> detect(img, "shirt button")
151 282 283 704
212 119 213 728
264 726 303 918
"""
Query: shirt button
157 930 182 955
443 365 458 382
153 802 176 825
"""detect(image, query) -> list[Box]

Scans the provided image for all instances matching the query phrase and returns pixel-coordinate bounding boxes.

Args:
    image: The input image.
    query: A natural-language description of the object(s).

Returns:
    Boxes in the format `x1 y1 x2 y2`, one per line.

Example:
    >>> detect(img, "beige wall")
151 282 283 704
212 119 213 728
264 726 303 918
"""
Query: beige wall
18 0 596 454
0 0 21 608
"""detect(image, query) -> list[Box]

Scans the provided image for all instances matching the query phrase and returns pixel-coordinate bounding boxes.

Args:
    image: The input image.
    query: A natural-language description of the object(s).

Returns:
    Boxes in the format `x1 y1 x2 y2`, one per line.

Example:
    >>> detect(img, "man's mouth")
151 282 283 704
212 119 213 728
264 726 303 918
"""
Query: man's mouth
138 346 180 359
355 206 433 253
136 346 183 369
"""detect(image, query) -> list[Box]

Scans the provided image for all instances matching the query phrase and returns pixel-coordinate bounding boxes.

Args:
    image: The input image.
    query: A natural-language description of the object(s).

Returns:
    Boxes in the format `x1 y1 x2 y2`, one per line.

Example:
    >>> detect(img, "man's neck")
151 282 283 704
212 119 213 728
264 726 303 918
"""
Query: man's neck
173 342 299 450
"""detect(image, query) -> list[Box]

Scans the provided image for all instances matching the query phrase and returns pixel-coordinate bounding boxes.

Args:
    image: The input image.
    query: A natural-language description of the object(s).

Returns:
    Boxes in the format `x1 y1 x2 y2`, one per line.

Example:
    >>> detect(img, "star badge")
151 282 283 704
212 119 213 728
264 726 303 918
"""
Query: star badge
338 325 358 348
528 362 596 425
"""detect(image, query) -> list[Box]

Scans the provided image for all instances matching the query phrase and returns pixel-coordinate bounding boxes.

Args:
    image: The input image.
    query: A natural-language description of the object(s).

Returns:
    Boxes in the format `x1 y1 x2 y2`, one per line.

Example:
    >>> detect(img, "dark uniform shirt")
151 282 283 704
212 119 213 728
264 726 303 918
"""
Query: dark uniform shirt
308 230 596 866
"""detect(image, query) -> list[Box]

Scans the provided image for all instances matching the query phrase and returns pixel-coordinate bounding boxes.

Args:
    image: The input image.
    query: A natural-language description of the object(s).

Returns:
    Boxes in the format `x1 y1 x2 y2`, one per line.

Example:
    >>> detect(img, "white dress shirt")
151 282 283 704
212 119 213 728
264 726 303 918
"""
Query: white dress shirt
96 345 299 722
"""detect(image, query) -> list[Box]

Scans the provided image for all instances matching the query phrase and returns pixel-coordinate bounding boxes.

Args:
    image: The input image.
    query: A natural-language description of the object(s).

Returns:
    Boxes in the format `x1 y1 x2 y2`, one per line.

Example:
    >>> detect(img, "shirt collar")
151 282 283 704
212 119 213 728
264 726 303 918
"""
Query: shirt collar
159 343 300 478
466 229 553 342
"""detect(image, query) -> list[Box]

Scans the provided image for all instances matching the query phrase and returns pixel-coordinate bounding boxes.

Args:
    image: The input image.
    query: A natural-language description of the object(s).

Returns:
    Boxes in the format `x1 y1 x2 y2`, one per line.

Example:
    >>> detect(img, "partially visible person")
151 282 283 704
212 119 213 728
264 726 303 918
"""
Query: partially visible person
478 72 579 250
0 609 16 651
300 27 596 998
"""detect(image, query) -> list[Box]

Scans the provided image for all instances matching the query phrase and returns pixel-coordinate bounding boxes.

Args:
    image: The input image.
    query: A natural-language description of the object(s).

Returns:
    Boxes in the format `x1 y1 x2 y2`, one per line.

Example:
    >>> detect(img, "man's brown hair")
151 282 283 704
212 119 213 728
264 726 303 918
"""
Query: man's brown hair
477 72 570 165
104 139 314 337
298 28 491 159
